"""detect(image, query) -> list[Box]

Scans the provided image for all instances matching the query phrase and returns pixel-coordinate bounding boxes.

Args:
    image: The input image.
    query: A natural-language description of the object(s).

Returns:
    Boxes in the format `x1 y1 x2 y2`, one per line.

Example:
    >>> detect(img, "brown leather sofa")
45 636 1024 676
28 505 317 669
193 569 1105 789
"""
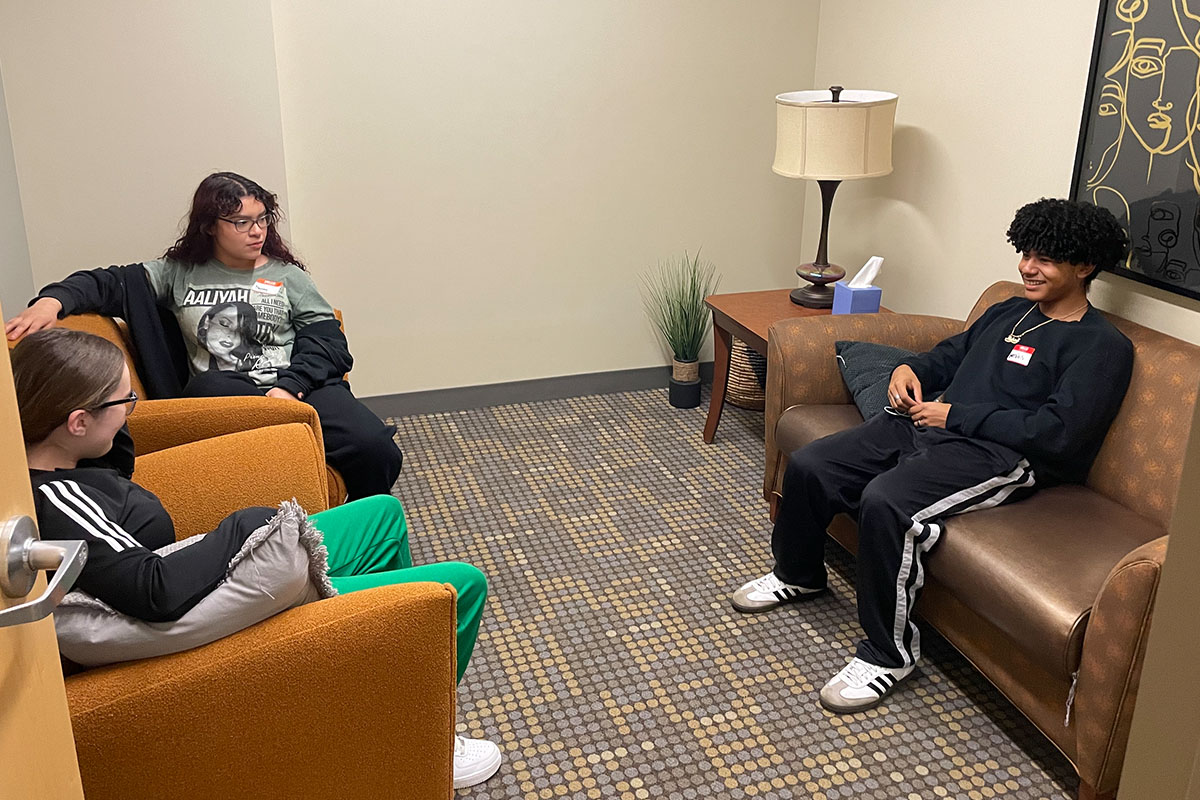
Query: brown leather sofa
63 398 457 799
763 281 1200 800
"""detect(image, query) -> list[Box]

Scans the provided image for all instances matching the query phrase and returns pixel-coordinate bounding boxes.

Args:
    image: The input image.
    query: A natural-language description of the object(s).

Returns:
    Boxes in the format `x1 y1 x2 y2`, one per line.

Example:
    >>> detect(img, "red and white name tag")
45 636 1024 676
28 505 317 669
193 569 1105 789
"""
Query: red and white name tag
253 278 283 295
1006 344 1035 366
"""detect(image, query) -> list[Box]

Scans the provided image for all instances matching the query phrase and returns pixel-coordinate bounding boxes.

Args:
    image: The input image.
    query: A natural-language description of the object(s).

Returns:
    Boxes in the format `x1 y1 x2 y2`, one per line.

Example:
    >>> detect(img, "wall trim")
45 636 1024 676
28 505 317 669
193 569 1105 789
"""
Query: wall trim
361 362 715 418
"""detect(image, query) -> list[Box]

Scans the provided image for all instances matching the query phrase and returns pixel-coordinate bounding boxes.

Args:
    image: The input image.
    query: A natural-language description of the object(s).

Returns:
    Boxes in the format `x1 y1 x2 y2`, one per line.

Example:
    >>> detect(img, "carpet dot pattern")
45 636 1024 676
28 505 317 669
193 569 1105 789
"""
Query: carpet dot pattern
389 388 1078 799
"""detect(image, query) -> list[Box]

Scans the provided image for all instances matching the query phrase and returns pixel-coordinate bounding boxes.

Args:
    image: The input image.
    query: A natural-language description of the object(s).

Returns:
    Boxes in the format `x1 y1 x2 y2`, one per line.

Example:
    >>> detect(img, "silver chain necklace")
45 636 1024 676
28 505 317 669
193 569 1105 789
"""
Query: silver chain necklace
1004 301 1089 344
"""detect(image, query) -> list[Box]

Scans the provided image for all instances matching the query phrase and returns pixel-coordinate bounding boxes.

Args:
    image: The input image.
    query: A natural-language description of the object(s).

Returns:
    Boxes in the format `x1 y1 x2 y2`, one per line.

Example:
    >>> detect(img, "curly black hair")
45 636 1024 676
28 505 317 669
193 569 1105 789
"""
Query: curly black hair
1005 198 1129 286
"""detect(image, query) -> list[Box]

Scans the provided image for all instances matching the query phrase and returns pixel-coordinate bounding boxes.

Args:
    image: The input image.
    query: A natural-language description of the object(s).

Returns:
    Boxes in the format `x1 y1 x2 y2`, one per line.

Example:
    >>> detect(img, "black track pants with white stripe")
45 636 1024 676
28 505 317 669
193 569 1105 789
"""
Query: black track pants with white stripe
184 370 403 501
771 412 1037 669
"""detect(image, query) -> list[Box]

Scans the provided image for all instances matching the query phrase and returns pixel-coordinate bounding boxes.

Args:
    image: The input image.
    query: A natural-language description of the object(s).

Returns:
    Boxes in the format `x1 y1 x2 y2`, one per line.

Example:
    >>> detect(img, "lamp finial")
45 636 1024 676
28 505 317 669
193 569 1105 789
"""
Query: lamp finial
829 85 843 102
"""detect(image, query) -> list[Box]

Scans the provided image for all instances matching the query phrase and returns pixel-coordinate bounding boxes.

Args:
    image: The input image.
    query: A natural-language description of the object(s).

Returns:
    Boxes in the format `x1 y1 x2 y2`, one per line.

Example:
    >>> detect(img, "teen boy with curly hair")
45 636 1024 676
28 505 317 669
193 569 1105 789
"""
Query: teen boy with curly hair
731 198 1133 713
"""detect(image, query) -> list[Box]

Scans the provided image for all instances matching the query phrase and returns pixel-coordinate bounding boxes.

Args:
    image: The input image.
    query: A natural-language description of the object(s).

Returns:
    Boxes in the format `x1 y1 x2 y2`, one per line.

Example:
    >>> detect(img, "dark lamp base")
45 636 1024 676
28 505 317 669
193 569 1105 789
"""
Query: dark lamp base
790 261 845 308
789 285 836 308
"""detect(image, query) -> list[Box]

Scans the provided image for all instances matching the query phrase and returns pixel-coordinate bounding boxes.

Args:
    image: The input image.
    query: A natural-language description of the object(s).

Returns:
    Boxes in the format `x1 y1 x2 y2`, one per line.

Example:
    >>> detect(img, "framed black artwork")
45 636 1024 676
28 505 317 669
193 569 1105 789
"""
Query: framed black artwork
1071 0 1200 301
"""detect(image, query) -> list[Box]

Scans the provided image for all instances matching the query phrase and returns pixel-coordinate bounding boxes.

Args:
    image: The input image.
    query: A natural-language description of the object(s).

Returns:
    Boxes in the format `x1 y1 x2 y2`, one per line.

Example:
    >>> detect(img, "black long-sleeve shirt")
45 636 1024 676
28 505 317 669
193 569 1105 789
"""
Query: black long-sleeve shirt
30 429 271 622
899 296 1134 484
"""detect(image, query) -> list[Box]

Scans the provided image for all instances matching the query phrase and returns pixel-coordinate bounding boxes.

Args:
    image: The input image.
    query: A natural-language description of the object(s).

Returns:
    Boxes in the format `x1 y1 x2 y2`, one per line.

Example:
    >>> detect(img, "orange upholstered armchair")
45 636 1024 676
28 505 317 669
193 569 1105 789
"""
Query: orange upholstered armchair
64 408 457 800
52 312 351 506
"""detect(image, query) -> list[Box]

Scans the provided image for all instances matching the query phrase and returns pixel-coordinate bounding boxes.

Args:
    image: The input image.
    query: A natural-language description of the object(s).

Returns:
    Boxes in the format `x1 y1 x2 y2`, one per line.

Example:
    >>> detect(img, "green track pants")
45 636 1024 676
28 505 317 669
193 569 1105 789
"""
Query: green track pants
310 495 485 683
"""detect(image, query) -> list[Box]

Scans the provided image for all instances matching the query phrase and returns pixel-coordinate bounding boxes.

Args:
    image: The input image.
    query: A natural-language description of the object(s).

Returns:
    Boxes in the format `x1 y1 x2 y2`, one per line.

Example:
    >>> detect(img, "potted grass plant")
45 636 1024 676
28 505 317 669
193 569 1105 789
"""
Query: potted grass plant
640 250 721 408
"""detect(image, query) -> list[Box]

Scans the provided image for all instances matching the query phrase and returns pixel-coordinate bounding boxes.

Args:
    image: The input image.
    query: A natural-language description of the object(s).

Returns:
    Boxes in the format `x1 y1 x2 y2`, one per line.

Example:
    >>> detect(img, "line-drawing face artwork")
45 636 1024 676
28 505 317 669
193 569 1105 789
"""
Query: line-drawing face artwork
1075 0 1200 297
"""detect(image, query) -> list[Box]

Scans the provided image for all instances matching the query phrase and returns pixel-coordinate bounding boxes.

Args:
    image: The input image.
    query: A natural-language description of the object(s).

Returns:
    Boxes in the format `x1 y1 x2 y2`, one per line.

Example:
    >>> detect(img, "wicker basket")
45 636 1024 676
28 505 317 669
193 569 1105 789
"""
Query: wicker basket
727 338 767 411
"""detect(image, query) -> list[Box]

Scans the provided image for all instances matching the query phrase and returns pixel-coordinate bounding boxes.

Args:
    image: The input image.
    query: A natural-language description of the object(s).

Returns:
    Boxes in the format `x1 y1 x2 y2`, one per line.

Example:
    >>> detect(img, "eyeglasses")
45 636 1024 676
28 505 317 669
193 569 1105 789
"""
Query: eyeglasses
89 391 138 416
218 213 276 233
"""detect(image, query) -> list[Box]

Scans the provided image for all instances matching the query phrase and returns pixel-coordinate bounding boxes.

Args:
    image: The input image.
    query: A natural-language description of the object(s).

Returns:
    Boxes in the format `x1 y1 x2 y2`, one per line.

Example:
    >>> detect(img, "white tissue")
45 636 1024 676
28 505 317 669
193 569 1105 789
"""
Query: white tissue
847 256 883 289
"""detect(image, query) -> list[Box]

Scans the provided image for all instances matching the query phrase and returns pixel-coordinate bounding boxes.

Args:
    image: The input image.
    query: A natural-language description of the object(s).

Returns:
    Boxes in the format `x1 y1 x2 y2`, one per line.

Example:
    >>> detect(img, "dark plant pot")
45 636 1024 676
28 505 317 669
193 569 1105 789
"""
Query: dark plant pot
669 377 702 409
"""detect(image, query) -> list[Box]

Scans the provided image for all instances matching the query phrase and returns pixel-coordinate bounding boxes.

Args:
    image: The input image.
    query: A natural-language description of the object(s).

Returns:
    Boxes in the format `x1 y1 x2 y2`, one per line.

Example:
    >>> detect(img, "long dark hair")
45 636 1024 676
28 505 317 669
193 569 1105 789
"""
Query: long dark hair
163 172 307 270
13 329 126 445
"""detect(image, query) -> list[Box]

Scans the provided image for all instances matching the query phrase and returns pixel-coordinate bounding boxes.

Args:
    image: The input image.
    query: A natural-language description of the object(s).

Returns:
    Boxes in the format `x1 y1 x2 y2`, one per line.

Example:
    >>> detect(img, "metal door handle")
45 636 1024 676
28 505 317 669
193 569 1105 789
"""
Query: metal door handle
0 515 88 629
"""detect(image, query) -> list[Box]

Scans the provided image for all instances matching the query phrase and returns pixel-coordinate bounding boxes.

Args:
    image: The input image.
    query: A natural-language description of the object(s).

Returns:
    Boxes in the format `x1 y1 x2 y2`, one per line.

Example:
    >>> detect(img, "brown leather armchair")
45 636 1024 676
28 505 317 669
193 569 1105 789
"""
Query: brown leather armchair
764 281 1200 800
64 404 457 799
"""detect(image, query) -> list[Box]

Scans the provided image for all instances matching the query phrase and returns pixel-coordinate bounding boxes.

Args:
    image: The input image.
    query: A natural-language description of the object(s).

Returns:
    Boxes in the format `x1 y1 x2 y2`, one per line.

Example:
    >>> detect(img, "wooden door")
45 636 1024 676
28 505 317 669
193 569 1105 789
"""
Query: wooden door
0 301 84 799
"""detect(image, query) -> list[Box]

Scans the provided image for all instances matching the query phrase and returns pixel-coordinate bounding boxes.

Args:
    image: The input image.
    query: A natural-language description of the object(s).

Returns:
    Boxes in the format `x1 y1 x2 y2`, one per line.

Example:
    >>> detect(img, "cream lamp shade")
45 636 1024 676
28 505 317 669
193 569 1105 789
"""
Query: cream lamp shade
773 89 898 180
772 86 898 308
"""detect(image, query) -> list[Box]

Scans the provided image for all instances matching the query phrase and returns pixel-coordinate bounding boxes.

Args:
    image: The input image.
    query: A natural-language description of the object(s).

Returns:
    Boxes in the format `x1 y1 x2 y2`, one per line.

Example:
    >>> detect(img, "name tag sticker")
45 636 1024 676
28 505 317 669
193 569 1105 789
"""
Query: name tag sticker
253 279 283 295
1007 344 1035 366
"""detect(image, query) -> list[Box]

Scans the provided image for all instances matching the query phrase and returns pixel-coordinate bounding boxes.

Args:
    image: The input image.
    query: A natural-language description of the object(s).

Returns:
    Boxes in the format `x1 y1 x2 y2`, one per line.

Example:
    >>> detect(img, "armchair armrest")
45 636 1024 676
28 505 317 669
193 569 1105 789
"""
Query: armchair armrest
66 582 457 800
133 423 330 540
763 313 962 502
128 396 325 457
9 313 149 397
1073 535 1168 795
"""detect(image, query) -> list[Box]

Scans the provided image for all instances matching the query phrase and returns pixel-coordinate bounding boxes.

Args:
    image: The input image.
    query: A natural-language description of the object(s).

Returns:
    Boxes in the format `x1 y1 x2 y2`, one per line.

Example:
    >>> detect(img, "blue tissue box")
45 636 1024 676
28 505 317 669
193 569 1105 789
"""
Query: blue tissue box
832 280 882 315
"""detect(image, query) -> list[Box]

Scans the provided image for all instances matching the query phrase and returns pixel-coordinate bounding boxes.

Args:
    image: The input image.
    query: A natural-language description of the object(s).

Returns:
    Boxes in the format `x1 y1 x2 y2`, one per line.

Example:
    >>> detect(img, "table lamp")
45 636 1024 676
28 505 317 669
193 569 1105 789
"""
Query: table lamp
773 86 898 307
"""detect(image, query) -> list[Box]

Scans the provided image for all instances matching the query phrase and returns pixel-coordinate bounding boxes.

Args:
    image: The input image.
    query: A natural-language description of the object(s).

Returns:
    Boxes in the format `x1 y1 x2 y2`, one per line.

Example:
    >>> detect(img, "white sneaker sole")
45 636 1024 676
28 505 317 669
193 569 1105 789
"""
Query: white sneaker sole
730 585 826 614
819 666 913 713
453 740 502 789
819 686 890 714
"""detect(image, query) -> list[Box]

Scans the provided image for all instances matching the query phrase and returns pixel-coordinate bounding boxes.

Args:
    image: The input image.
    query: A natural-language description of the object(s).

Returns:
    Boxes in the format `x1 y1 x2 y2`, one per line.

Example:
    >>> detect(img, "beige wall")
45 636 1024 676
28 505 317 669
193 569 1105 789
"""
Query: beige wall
271 1 820 396
0 1 819 398
0 63 32 317
10 0 1198 395
807 1 1200 341
0 2 290 289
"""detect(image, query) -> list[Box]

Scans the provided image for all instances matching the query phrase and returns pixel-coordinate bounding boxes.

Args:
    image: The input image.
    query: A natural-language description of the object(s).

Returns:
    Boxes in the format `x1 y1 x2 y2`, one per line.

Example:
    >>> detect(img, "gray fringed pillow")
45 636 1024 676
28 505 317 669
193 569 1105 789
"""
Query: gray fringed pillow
54 499 337 667
835 340 917 419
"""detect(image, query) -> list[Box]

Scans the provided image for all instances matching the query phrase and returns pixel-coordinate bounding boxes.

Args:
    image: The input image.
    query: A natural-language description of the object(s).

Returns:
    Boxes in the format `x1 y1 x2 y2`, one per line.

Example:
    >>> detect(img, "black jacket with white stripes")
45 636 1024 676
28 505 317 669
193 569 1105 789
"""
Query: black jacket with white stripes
30 428 272 622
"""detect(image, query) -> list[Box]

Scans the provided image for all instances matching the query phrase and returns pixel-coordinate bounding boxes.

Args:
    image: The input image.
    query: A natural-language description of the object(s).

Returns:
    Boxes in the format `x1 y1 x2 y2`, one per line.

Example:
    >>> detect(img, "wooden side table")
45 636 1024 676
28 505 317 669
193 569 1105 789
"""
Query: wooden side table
703 289 830 443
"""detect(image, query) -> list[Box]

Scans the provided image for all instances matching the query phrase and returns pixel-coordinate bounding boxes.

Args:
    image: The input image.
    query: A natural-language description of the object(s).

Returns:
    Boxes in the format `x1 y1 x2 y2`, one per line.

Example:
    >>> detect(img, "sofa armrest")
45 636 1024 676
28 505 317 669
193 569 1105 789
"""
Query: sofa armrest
1073 535 1168 795
66 582 457 800
128 396 326 457
134 423 330 540
763 312 962 502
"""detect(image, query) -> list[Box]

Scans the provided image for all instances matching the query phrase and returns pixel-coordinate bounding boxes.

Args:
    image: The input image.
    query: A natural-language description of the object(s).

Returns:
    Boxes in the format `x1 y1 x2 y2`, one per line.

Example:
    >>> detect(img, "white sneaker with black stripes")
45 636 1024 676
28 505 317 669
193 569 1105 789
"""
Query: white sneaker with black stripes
731 571 825 613
819 657 914 713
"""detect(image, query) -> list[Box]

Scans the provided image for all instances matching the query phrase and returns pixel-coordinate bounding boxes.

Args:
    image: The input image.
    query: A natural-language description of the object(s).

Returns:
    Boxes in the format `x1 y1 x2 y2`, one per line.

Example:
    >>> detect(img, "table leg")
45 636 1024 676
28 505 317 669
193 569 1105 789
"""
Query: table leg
703 319 732 443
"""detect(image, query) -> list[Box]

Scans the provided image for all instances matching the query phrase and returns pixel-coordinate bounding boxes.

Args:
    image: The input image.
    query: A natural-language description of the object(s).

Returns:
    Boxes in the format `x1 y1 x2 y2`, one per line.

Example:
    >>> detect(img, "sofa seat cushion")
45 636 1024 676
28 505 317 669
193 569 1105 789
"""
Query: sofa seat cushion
926 484 1162 677
775 404 865 463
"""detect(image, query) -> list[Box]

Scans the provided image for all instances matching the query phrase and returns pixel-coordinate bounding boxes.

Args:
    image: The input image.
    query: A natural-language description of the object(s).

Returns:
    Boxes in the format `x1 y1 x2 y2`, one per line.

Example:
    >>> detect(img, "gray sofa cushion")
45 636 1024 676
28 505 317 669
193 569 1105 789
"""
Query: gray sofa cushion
834 340 916 419
54 500 337 667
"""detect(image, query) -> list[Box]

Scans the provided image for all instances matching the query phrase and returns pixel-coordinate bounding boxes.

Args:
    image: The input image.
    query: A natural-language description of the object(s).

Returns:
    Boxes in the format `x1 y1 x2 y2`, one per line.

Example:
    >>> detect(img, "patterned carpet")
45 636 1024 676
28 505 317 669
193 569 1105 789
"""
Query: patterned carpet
388 388 1078 800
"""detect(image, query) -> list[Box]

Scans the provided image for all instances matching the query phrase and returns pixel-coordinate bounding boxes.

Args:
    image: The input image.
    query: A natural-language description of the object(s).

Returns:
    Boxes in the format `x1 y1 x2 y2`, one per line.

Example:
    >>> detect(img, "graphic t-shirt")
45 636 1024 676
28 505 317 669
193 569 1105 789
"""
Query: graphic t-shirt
142 259 336 388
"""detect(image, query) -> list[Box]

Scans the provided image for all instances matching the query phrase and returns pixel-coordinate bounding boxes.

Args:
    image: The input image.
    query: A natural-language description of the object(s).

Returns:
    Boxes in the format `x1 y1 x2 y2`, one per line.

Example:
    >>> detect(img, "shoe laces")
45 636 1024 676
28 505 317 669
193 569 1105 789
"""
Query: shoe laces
454 735 467 756
752 572 788 593
839 658 888 688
